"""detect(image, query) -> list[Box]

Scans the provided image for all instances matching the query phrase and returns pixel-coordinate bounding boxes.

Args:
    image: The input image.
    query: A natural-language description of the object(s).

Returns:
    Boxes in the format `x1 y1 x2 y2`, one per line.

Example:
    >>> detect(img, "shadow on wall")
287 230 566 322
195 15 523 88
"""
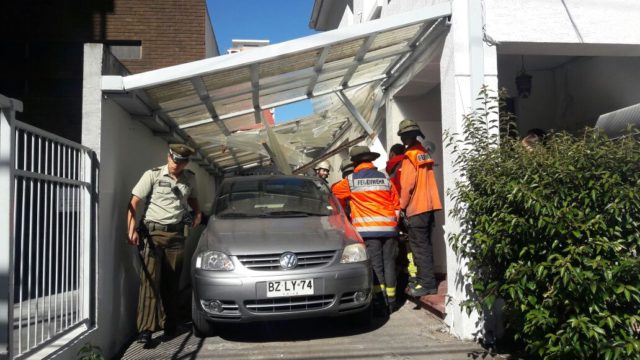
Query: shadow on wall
0 0 115 142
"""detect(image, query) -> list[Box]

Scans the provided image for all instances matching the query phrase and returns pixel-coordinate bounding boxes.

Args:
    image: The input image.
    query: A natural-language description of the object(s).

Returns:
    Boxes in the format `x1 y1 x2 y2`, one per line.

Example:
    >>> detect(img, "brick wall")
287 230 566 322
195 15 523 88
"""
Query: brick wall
97 0 208 73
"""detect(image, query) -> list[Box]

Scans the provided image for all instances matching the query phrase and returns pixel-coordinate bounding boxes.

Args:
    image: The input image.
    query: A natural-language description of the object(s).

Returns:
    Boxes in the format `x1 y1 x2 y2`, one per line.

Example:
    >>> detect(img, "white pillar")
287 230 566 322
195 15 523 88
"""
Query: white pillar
440 0 499 340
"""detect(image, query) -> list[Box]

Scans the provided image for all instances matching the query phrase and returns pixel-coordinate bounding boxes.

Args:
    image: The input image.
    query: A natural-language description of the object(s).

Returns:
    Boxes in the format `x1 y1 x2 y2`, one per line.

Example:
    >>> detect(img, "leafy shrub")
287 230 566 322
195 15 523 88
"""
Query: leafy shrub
446 86 640 359
77 343 104 360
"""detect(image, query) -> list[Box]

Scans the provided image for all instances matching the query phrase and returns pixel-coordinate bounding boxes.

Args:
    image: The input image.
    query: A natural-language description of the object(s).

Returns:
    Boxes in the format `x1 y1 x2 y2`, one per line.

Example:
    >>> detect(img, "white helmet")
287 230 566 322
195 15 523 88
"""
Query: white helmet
314 160 331 171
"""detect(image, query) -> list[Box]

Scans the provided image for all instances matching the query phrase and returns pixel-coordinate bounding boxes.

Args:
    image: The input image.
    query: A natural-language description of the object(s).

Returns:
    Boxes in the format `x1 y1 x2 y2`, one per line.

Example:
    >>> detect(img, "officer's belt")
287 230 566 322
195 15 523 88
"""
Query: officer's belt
145 221 183 232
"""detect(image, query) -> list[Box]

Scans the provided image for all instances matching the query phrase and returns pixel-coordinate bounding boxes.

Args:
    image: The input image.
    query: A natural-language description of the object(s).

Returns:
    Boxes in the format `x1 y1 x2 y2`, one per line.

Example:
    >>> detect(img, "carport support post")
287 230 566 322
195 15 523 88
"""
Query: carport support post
0 94 21 358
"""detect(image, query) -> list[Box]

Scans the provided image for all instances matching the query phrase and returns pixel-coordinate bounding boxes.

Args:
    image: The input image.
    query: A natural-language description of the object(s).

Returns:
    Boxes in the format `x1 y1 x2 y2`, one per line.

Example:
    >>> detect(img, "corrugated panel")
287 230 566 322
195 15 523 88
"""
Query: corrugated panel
596 102 640 137
369 23 423 51
212 93 253 115
349 56 398 85
146 80 196 104
208 81 252 102
325 38 365 63
166 105 210 126
184 123 225 143
363 42 409 63
261 87 309 108
314 77 344 94
261 78 311 97
259 49 321 78
223 113 259 132
202 67 252 91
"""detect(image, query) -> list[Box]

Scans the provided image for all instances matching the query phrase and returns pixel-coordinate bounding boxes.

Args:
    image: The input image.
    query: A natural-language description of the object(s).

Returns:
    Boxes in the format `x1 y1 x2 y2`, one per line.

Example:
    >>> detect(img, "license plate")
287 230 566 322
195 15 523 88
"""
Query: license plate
266 279 314 297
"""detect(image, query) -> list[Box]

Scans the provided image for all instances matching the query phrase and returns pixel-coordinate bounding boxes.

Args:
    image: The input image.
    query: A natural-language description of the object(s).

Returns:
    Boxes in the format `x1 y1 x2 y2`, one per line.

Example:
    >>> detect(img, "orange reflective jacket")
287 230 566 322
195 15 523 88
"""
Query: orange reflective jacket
332 162 400 238
399 144 442 217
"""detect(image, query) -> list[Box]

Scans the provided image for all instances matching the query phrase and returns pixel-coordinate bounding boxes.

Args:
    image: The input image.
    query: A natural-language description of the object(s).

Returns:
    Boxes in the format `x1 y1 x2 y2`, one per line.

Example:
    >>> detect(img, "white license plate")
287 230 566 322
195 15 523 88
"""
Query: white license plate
266 279 314 297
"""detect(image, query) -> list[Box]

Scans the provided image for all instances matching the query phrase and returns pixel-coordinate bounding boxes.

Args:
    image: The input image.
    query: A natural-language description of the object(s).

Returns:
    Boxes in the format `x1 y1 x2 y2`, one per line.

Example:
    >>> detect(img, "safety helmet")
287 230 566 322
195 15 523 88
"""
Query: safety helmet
339 159 354 173
314 160 331 171
397 119 424 137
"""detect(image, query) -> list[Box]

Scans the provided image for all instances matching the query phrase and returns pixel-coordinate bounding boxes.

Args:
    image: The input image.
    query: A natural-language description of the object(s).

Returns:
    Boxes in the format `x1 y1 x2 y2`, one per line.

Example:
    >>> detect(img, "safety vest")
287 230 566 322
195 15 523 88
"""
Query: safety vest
400 144 442 216
333 162 399 238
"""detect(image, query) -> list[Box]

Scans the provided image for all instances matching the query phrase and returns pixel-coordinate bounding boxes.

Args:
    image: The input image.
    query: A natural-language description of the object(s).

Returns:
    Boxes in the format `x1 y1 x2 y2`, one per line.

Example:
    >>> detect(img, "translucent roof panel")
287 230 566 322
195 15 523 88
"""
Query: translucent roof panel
108 4 451 172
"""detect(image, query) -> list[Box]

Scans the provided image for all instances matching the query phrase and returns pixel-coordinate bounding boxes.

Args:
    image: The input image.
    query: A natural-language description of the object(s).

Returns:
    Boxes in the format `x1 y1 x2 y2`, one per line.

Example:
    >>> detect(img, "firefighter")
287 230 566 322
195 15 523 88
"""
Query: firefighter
332 146 400 313
397 119 442 297
314 160 331 182
331 159 355 220
386 144 418 290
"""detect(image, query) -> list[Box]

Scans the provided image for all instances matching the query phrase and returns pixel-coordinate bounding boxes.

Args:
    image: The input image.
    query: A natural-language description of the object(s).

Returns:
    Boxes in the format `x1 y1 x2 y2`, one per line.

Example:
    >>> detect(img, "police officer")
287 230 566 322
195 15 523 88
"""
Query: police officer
127 144 203 344
397 119 442 297
332 146 400 313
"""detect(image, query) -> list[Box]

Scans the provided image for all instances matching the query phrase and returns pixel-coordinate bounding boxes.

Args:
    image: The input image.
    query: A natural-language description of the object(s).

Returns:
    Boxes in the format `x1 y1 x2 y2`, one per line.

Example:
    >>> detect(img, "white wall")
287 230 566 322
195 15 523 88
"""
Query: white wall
485 0 640 46
499 56 640 133
79 44 216 359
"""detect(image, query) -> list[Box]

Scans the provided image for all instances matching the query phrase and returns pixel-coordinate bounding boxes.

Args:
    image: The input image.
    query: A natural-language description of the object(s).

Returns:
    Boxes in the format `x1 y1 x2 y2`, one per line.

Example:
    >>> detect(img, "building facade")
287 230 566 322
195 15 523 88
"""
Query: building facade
310 0 640 340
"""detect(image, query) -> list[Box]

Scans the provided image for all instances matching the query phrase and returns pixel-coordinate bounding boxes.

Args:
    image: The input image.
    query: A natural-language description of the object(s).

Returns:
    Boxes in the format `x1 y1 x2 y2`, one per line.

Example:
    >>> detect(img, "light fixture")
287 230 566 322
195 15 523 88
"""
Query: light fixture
515 55 532 99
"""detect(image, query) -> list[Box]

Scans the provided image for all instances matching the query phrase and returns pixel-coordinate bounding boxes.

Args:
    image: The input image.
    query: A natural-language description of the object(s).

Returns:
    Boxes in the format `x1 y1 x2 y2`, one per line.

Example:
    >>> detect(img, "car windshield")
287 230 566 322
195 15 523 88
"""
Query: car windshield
214 177 338 218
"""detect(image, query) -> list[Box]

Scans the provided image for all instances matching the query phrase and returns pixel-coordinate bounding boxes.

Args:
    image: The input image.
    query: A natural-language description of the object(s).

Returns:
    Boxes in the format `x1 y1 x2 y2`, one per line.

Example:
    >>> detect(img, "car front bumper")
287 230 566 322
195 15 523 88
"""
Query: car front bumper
192 261 372 323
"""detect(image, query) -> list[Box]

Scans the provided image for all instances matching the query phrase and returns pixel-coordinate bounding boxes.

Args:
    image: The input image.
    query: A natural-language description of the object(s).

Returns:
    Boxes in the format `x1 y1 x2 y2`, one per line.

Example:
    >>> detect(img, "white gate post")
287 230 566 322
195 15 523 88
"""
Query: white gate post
0 94 23 359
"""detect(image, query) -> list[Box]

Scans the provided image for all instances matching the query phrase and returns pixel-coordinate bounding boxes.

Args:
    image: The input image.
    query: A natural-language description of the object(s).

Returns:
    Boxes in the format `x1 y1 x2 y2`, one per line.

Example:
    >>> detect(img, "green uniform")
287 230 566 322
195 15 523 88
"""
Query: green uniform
132 165 197 333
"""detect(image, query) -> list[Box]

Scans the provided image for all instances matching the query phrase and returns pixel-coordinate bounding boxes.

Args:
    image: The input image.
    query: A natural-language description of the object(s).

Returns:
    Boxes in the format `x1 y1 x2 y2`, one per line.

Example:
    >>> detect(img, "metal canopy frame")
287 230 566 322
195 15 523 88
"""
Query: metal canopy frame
102 3 451 174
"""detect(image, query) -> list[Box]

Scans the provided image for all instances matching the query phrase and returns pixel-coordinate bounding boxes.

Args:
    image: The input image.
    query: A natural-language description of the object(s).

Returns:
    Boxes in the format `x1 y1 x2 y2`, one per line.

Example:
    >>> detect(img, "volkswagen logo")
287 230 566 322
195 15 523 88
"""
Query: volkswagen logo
279 252 298 270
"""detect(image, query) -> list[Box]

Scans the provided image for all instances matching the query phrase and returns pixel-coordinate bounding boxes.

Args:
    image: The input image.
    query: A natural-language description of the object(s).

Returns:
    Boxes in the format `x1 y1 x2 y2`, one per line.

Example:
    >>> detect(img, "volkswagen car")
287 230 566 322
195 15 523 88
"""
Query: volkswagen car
191 175 372 337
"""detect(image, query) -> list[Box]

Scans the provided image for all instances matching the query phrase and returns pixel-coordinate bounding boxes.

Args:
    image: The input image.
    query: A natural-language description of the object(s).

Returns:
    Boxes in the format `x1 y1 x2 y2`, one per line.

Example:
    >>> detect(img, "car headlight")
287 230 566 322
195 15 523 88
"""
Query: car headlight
340 243 367 263
195 251 234 271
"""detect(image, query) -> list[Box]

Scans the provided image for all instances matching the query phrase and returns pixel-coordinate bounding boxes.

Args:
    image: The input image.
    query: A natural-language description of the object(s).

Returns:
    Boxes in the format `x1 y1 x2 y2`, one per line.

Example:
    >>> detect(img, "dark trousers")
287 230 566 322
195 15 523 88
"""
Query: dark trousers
407 211 436 289
364 237 398 292
137 230 184 332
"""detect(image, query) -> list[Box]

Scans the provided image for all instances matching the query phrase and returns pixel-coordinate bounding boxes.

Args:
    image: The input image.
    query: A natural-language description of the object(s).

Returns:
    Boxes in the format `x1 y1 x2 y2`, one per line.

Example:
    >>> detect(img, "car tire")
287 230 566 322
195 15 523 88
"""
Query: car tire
192 295 215 338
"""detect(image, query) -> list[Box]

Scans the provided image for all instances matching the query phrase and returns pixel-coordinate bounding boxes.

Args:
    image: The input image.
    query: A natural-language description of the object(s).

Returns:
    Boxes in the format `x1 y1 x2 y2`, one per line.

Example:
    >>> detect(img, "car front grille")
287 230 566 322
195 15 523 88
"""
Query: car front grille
236 250 337 270
244 295 335 313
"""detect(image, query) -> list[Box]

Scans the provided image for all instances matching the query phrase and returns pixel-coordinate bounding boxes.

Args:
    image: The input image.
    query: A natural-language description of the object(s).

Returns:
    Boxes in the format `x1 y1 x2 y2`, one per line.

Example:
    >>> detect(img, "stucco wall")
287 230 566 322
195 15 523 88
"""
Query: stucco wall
80 44 216 359
499 56 640 133
485 0 640 45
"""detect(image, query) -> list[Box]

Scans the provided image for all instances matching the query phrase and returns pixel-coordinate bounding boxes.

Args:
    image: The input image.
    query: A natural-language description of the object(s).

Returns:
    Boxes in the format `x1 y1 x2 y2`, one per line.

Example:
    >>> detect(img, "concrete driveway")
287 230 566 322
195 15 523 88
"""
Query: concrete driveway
119 300 504 360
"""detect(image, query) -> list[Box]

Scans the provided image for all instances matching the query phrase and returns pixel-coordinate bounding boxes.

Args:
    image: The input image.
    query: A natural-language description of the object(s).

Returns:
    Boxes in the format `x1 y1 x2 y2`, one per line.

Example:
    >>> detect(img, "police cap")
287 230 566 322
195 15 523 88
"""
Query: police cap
169 143 195 163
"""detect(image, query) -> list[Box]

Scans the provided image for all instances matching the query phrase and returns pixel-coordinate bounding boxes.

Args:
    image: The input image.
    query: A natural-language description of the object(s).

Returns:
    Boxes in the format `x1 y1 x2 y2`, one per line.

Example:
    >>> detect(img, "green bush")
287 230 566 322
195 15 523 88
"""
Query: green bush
446 86 640 359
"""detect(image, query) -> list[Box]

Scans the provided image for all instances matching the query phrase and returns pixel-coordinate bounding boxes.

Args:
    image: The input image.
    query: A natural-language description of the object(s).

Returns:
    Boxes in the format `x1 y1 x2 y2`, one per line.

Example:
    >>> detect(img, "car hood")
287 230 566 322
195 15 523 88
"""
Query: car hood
202 216 349 255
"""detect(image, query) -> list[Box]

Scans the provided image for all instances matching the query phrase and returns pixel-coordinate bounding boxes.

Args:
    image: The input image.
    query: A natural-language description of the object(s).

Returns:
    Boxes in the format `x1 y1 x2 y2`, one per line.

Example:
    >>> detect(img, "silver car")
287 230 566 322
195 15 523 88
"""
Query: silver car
191 175 373 337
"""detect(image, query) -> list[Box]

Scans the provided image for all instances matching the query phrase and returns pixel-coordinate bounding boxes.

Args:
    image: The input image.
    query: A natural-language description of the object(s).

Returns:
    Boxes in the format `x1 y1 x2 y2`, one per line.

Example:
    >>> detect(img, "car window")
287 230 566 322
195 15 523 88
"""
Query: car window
215 177 337 218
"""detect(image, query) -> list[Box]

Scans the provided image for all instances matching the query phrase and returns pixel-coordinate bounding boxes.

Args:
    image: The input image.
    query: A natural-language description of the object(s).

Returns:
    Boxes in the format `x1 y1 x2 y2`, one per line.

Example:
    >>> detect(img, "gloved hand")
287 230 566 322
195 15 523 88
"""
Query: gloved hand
399 210 410 231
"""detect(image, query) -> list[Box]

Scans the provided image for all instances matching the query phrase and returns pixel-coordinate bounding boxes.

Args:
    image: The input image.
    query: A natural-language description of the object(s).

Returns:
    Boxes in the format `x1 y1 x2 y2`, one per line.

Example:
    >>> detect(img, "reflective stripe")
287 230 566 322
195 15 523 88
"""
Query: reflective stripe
351 185 390 192
354 225 398 232
386 287 396 297
352 216 397 224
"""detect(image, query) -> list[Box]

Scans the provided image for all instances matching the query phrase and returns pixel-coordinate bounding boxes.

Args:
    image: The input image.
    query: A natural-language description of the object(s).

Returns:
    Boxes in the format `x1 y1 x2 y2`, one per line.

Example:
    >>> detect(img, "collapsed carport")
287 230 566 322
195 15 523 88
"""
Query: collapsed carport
78 4 457 358
101 3 451 178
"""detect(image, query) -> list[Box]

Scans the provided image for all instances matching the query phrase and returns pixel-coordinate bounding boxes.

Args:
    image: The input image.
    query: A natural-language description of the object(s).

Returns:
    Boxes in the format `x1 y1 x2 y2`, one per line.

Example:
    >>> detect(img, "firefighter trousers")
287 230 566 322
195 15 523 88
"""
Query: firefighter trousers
137 230 184 333
364 237 398 297
407 211 437 290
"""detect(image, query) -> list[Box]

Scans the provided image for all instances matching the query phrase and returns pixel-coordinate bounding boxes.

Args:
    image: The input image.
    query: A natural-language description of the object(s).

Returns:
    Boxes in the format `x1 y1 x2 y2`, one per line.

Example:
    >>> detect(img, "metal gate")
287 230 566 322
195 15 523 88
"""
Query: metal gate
0 95 97 358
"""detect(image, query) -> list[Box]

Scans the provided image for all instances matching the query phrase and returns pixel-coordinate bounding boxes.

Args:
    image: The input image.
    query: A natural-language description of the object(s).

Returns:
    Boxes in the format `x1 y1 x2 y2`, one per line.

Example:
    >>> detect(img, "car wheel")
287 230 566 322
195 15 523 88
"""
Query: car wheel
192 295 215 338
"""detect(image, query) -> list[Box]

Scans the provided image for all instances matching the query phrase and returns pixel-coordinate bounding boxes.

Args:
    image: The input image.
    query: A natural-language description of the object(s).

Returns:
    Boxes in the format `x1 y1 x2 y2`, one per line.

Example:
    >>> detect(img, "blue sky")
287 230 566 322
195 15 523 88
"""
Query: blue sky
206 0 318 124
